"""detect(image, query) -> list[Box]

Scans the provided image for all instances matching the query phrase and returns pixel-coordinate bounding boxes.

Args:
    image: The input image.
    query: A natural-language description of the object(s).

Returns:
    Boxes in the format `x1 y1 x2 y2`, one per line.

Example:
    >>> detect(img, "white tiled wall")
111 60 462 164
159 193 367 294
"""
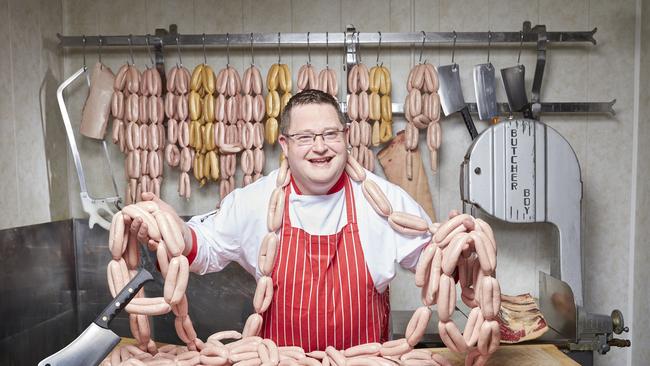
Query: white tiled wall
0 0 66 229
1 0 645 364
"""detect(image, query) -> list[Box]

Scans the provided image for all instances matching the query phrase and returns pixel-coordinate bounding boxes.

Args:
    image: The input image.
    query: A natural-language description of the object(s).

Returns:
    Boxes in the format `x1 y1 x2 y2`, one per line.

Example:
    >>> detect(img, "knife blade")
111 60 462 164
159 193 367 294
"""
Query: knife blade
501 64 534 119
438 64 479 139
38 269 154 366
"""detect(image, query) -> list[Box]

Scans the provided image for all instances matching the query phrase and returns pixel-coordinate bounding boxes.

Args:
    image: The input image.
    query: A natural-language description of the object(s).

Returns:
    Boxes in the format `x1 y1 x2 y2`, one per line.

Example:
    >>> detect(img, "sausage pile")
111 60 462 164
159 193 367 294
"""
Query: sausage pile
164 64 192 199
103 154 500 366
404 63 442 176
347 63 374 171
111 63 166 204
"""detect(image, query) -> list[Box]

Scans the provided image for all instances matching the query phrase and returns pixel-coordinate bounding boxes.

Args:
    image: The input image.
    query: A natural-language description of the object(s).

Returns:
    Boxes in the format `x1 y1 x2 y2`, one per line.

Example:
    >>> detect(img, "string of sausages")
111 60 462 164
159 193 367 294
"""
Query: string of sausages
111 63 165 204
102 156 500 365
164 64 192 199
265 63 292 147
347 63 375 171
404 63 442 177
215 65 243 199
188 64 217 188
368 64 393 146
106 202 202 354
297 63 339 100
240 64 266 186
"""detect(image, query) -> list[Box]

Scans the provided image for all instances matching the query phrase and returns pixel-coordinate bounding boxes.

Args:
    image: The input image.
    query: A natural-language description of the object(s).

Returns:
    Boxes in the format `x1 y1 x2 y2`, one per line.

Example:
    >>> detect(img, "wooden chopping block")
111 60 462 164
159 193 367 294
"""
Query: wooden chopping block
377 131 436 222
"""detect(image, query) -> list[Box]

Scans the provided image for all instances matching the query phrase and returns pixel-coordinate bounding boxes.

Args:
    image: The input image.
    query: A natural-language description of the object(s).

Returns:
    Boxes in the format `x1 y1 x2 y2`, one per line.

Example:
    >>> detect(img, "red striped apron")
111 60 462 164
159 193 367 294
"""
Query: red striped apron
261 174 390 352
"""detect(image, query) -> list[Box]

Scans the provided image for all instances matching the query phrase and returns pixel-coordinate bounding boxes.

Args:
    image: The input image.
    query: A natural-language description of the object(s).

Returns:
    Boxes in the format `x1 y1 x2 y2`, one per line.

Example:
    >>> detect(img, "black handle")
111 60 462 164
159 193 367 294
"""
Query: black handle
460 107 479 140
522 105 534 119
94 269 153 328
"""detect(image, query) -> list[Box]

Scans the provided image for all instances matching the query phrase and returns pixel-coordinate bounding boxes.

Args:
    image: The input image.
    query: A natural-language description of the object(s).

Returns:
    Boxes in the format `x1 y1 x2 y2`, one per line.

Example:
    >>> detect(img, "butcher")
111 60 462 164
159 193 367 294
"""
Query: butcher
133 89 432 352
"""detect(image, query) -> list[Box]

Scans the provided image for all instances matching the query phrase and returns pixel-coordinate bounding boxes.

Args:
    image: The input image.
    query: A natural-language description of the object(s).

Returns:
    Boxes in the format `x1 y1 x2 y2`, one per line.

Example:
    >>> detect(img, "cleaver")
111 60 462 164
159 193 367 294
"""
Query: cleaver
38 269 154 366
501 64 534 119
438 64 479 139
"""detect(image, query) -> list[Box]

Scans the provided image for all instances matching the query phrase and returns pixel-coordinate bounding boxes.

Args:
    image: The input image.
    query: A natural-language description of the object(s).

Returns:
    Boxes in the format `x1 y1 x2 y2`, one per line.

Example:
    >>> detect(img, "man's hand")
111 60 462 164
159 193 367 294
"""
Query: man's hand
124 192 192 255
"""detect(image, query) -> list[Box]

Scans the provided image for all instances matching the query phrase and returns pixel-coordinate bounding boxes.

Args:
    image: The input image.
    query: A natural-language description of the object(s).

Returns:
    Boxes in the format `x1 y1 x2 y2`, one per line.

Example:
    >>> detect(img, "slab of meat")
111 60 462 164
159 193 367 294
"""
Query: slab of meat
497 293 549 343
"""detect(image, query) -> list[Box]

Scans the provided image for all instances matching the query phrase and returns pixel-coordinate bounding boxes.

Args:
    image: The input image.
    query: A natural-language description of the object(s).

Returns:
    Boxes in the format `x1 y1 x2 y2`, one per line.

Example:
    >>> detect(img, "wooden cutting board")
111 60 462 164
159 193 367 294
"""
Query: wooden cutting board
377 131 436 222
428 344 579 366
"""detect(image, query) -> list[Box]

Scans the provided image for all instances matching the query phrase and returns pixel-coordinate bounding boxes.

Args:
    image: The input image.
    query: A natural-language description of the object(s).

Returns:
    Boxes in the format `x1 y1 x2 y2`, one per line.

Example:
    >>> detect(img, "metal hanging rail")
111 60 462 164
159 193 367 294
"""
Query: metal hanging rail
57 22 596 48
57 22 614 116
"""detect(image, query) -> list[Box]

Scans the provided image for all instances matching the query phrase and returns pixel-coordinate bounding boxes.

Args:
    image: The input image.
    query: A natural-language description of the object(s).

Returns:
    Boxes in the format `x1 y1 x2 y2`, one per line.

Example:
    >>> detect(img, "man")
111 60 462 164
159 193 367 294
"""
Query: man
135 90 432 352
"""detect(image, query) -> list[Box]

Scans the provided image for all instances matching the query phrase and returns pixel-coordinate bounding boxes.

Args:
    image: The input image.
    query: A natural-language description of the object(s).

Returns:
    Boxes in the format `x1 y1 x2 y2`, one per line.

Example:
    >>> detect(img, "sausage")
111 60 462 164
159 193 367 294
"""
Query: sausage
267 187 285 232
357 63 370 91
387 212 429 236
379 338 411 357
469 231 496 275
462 307 484 347
478 276 500 320
125 297 172 316
344 343 381 358
441 233 469 276
361 179 392 217
275 159 290 188
435 274 455 322
152 210 184 257
433 214 472 245
345 155 366 182
325 346 346 366
358 120 371 147
477 320 500 355
358 91 369 120
253 276 274 313
259 232 279 276
437 321 466 353
414 244 436 287
242 313 263 337
327 68 338 96
347 93 359 121
109 212 126 259
163 255 189 305
252 147 265 174
114 64 129 91
405 306 431 346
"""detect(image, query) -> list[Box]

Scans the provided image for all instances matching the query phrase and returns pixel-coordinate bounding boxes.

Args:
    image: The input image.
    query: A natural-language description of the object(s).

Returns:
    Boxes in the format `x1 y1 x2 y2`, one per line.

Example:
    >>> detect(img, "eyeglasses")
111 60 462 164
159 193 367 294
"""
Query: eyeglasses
286 128 347 146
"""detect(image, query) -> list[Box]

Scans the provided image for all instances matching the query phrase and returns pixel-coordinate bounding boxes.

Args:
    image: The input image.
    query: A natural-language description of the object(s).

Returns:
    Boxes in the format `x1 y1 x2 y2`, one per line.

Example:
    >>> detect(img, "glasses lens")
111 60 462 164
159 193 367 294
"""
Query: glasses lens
295 134 314 145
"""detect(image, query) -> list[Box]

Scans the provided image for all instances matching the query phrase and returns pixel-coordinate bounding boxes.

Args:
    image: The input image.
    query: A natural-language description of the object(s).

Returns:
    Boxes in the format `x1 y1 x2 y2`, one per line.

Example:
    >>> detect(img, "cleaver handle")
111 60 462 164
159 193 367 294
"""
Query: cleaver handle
460 107 479 139
94 269 154 328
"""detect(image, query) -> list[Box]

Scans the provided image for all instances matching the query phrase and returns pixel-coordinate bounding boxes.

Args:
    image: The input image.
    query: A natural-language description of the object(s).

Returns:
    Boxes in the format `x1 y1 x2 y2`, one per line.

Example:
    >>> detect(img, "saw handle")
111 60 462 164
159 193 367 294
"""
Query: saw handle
95 269 154 328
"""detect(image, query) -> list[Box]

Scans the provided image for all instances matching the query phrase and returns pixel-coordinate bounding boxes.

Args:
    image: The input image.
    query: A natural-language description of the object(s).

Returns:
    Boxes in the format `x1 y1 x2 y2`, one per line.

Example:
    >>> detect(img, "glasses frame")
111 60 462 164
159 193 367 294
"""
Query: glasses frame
285 128 348 146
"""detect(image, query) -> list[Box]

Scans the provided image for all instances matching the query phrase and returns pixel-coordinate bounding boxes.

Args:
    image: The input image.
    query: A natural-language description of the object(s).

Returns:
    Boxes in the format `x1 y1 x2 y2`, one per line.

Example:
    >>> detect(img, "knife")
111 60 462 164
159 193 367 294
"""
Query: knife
437 64 479 139
38 269 154 366
501 64 534 119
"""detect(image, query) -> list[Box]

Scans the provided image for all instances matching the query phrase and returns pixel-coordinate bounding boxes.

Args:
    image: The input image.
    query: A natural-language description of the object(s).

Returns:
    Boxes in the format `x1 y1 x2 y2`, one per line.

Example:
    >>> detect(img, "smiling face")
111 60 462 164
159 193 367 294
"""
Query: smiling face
278 103 348 195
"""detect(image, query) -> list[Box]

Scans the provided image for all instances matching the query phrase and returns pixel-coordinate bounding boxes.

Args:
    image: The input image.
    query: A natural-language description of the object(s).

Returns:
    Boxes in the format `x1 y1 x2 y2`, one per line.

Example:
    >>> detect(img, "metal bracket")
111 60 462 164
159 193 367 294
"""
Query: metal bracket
530 22 547 119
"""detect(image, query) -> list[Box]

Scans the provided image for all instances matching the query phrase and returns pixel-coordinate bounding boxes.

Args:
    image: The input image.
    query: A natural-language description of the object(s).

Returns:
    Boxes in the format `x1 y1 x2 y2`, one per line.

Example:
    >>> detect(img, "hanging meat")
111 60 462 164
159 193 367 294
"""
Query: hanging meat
164 64 192 199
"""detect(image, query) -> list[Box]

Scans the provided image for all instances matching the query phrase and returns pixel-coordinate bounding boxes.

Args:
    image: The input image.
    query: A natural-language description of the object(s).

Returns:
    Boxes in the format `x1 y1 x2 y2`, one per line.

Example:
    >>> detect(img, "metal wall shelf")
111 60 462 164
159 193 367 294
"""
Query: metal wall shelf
57 21 614 117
